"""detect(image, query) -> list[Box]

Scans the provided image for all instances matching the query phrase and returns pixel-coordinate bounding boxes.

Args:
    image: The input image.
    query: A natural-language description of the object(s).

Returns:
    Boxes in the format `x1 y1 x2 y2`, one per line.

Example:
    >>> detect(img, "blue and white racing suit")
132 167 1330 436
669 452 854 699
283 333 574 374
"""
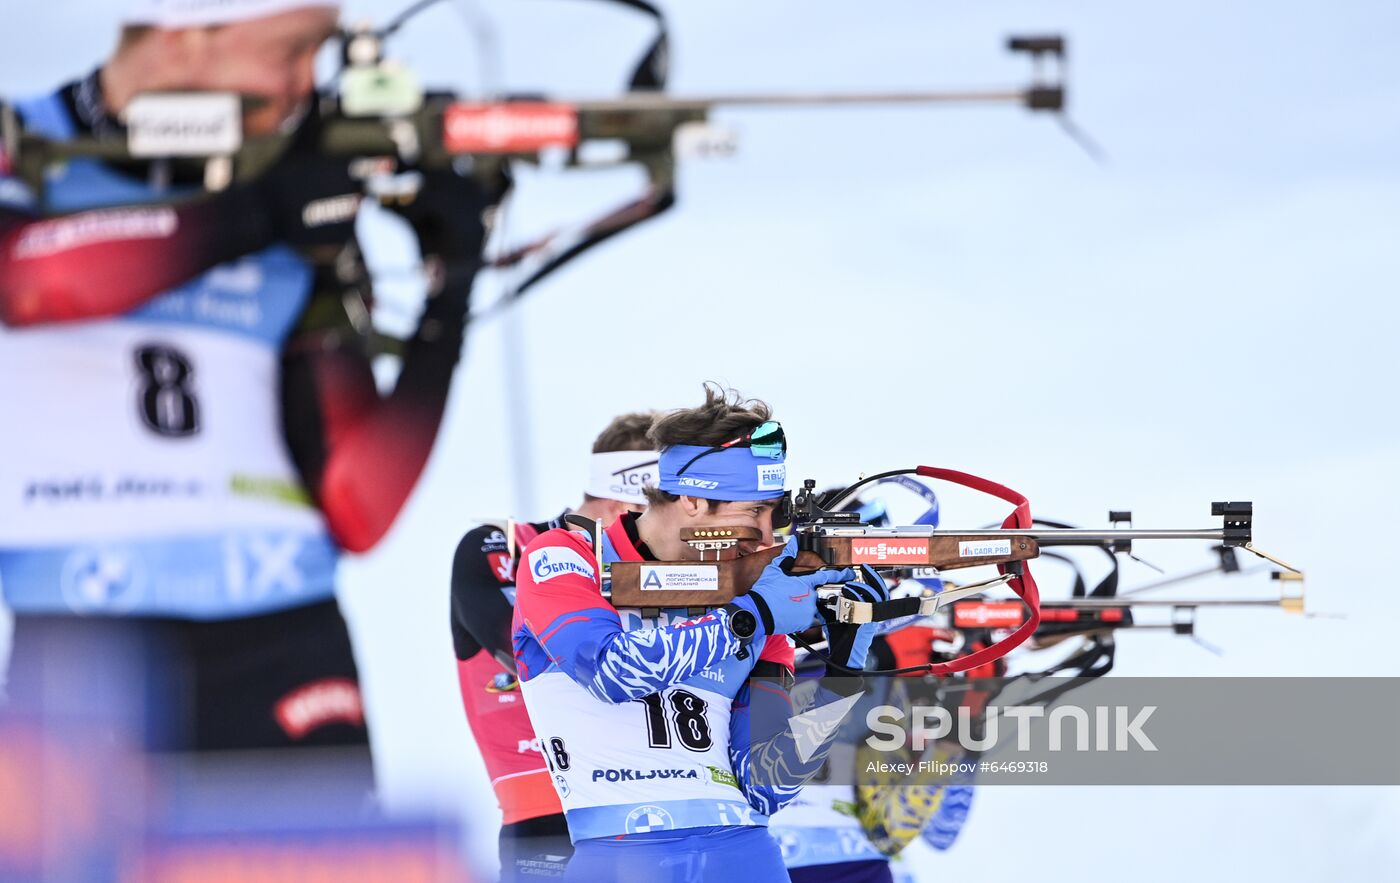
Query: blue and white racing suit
511 513 847 882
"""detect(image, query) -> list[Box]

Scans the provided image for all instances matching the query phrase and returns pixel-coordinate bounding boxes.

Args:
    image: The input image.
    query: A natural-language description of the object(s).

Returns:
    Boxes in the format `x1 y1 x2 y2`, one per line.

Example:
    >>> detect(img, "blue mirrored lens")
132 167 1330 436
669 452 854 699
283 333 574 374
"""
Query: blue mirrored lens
748 421 785 459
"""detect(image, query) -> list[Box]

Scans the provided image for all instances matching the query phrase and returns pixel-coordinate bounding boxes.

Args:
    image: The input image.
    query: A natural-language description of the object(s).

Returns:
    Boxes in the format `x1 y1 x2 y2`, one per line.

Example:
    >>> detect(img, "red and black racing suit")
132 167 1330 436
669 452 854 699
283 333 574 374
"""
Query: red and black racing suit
452 515 574 879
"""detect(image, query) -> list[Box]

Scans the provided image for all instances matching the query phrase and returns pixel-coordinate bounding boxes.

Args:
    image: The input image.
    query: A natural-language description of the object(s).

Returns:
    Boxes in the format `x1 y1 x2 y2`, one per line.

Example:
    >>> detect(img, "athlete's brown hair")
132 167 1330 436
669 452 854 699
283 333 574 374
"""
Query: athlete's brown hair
643 383 772 506
591 412 658 454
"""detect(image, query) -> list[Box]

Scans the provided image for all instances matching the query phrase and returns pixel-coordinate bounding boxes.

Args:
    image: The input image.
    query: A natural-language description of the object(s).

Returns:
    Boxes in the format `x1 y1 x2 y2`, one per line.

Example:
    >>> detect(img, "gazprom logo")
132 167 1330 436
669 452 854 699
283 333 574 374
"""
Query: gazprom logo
528 546 596 583
756 463 786 491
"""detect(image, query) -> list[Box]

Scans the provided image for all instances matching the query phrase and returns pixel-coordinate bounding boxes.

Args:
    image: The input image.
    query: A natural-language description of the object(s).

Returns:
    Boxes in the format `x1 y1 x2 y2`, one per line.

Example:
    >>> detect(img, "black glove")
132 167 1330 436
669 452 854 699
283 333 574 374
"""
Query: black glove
385 165 489 262
246 111 366 250
824 565 892 671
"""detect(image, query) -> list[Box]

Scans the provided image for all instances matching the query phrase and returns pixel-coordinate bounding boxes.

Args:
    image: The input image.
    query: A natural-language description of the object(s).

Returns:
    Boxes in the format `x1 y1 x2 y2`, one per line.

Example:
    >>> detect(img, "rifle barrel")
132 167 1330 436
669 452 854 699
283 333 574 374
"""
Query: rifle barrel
813 527 1228 544
1026 529 1227 546
572 89 1034 113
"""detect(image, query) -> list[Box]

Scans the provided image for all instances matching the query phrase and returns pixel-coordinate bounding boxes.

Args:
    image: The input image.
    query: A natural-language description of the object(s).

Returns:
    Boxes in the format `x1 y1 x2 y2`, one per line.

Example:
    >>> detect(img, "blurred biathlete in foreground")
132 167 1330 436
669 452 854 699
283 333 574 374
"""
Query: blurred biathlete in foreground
451 412 658 880
510 386 889 882
0 0 495 767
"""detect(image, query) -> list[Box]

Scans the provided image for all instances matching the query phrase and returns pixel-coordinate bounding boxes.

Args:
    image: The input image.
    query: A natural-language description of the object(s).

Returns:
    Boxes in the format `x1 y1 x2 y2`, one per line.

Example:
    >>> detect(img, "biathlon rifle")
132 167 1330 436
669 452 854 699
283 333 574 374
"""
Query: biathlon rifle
0 0 1074 333
605 466 1303 676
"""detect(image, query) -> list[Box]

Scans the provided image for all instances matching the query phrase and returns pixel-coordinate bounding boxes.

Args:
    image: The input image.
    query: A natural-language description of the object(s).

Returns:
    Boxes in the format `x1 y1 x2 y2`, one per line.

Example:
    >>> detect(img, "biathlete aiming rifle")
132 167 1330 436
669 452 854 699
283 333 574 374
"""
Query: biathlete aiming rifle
607 466 1304 676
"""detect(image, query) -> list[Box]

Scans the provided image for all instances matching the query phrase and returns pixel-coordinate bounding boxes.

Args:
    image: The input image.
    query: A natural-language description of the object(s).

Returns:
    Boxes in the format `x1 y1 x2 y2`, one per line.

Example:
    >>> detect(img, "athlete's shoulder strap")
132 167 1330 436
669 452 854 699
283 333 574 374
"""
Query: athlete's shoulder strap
563 513 599 539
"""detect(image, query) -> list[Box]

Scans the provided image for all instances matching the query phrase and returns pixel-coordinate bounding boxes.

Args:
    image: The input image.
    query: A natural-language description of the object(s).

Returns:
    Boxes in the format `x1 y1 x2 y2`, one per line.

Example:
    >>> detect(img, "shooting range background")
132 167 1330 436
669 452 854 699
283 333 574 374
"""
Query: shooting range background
2 1 1397 879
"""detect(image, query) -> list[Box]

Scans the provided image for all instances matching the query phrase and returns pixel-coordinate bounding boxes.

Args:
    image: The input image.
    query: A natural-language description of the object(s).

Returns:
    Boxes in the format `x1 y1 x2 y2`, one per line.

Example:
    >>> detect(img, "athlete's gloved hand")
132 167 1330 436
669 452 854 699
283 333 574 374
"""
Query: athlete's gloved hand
824 565 892 671
740 538 854 636
247 110 366 249
384 164 490 263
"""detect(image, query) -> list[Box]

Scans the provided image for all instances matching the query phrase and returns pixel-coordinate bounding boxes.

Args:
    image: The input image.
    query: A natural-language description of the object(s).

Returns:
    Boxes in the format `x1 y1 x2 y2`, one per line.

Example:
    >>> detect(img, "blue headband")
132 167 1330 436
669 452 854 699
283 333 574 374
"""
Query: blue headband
658 445 788 501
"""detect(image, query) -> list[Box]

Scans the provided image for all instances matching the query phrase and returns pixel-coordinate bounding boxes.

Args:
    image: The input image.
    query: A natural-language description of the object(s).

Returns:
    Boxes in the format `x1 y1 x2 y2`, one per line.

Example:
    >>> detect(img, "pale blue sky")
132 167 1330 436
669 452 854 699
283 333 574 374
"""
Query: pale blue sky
3 2 1398 880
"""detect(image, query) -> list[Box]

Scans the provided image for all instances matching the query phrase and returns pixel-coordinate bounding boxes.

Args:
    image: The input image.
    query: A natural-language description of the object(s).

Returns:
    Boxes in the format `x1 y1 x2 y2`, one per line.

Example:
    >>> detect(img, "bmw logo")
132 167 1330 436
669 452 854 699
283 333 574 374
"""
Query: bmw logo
59 547 144 613
624 805 675 834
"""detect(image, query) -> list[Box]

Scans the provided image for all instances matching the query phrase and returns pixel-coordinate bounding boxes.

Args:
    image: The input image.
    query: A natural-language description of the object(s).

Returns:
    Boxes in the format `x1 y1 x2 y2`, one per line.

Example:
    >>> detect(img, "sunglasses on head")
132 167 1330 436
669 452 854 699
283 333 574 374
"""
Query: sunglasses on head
674 420 787 477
